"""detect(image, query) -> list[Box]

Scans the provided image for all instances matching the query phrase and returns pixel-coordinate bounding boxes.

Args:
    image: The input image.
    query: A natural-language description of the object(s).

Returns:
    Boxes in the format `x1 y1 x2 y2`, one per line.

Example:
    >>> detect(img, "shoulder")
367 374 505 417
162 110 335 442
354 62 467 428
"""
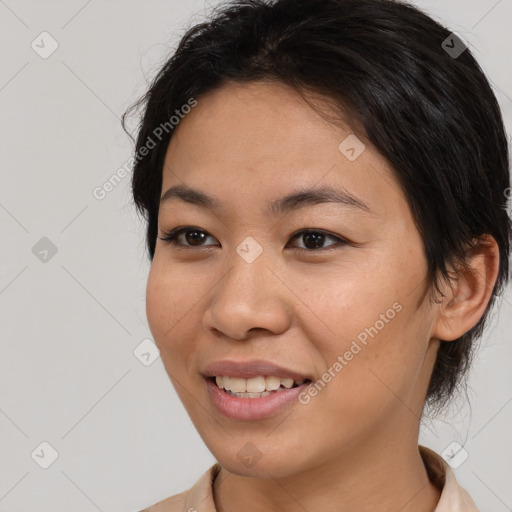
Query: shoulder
137 488 188 512
137 463 221 512
419 445 480 512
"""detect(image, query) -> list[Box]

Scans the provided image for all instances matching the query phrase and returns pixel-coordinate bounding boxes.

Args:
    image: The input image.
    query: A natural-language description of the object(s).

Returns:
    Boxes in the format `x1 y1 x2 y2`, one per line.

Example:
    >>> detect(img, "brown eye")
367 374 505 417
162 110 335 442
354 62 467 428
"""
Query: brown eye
159 227 349 251
287 229 349 251
159 227 217 248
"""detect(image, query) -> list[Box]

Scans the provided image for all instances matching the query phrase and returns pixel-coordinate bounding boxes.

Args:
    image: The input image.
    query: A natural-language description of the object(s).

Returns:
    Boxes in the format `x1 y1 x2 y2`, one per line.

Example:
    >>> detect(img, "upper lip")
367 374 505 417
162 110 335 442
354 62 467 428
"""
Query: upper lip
202 359 312 381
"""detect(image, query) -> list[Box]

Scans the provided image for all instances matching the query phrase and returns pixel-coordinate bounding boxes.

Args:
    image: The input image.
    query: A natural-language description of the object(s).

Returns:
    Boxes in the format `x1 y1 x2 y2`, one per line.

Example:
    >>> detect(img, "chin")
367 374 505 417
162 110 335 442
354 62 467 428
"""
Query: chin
212 445 311 479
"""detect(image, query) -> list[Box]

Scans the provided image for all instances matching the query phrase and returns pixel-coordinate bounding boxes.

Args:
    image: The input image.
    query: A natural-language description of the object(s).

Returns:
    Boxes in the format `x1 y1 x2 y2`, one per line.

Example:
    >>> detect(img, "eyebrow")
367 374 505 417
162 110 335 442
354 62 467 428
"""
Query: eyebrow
159 183 371 216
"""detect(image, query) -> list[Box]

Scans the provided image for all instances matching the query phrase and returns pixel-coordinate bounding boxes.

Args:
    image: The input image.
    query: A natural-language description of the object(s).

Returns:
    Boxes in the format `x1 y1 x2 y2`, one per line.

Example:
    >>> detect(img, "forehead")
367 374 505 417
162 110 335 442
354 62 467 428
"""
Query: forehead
160 81 405 221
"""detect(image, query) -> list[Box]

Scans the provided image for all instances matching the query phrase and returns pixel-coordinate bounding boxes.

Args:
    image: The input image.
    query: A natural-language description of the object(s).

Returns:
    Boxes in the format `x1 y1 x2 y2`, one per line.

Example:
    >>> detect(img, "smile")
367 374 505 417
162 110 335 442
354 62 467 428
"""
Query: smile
205 376 312 420
214 375 307 398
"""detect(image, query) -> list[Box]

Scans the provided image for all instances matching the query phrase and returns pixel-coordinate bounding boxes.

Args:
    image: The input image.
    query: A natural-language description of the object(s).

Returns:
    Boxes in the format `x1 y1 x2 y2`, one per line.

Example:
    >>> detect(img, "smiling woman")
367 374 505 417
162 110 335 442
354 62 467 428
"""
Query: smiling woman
122 1 511 511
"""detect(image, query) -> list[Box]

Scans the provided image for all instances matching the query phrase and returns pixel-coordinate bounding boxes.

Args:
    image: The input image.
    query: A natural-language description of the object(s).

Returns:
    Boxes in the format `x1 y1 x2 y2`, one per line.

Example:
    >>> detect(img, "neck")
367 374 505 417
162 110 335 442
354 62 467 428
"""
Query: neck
213 436 441 512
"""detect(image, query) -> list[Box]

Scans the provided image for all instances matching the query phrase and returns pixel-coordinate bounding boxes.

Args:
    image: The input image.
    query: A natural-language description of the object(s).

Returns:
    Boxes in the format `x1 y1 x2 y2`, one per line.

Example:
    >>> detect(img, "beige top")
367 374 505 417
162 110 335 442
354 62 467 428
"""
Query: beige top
140 445 479 512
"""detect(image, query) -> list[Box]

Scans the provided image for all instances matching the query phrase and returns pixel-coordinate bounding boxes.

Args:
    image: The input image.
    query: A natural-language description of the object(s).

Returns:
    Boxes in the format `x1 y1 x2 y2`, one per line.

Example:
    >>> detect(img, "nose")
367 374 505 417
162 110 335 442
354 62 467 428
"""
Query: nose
202 248 292 340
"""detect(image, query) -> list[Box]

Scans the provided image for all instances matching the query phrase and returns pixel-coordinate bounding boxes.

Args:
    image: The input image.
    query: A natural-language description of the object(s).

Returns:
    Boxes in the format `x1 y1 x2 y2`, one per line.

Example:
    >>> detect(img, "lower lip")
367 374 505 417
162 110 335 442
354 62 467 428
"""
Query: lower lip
205 378 311 421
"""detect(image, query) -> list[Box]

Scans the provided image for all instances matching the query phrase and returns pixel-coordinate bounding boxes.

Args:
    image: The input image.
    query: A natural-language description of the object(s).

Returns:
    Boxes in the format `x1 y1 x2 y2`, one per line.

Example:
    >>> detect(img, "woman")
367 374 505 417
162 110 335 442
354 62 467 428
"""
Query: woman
124 0 511 510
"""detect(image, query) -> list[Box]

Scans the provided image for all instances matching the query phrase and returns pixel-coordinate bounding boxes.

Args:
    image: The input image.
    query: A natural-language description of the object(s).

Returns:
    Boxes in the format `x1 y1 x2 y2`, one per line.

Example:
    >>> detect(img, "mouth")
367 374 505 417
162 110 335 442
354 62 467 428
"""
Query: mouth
207 375 311 398
204 375 313 421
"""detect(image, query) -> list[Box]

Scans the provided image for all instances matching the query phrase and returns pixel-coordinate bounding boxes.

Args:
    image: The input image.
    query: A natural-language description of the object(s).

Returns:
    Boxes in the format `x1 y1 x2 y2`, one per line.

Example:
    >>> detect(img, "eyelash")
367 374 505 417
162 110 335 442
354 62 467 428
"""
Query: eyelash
158 226 350 252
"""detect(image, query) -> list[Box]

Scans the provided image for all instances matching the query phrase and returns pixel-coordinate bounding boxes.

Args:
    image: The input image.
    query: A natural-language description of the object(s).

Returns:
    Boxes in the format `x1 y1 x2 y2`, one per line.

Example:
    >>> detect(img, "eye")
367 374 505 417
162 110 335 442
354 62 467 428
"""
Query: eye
286 229 349 251
158 226 218 248
158 226 350 251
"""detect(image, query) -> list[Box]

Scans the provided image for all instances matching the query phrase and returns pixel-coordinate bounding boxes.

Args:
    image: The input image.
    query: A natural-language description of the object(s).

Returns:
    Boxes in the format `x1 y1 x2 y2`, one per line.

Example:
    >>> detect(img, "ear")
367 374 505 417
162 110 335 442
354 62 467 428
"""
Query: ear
432 235 501 342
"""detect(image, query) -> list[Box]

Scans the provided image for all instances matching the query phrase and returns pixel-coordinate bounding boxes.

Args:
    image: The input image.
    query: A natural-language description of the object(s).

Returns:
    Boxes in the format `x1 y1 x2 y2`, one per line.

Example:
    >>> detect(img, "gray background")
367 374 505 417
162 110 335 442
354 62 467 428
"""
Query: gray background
0 1 511 511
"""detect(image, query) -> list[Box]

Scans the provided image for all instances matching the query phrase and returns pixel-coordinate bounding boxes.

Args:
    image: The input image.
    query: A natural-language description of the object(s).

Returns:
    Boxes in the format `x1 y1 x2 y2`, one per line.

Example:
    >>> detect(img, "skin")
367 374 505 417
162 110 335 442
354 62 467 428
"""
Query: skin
145 80 500 512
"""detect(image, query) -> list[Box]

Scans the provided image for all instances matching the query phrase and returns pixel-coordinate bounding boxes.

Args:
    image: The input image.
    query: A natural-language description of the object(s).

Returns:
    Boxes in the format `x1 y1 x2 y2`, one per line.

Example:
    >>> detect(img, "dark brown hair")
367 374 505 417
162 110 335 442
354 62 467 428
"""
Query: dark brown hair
123 0 511 412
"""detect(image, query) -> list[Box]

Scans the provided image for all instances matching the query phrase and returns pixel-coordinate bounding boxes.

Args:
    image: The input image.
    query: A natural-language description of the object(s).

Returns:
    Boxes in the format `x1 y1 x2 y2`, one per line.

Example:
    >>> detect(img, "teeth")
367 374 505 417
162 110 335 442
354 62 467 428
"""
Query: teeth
281 377 294 389
214 375 306 393
230 377 247 393
247 376 266 393
265 376 281 391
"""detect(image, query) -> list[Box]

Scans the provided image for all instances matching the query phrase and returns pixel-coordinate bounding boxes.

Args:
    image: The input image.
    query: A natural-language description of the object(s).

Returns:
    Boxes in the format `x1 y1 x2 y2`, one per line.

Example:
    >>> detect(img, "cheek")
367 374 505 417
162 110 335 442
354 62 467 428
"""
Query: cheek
145 261 196 368
292 260 399 347
146 263 171 342
294 257 428 411
145 263 209 420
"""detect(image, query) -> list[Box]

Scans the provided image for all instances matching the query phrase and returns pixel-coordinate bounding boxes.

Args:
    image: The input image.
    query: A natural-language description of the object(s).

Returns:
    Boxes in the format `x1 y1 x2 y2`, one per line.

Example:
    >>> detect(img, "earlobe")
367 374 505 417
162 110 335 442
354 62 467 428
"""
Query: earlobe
431 235 500 342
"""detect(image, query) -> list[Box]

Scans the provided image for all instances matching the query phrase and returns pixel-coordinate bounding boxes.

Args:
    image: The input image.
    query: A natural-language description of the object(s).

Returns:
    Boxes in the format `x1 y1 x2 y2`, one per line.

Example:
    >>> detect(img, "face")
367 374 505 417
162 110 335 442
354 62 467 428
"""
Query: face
146 80 441 478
